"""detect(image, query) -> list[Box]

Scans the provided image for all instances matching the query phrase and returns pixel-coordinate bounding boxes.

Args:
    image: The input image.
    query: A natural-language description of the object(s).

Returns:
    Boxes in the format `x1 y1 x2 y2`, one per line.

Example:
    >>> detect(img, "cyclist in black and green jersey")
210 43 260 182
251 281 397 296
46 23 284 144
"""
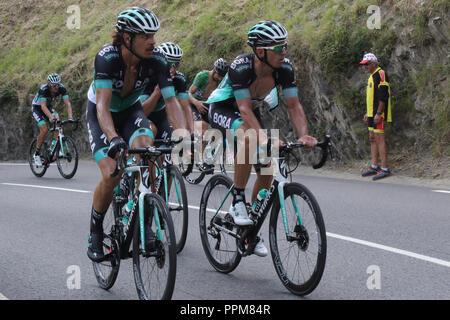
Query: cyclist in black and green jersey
31 73 73 166
206 20 317 257
140 42 194 140
86 7 188 262
188 58 229 170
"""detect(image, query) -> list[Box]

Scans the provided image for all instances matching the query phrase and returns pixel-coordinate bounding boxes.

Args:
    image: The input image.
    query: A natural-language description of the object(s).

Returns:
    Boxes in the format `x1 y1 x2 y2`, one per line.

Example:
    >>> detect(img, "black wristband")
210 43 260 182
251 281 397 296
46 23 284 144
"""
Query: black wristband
376 112 382 116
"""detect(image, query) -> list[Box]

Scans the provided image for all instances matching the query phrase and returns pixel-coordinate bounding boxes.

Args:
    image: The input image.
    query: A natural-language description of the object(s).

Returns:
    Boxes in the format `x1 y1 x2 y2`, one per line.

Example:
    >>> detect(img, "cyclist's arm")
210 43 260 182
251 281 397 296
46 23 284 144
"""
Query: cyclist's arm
40 100 55 120
188 84 203 108
165 96 187 132
63 96 73 119
179 96 194 133
285 95 317 147
141 85 162 117
95 88 118 142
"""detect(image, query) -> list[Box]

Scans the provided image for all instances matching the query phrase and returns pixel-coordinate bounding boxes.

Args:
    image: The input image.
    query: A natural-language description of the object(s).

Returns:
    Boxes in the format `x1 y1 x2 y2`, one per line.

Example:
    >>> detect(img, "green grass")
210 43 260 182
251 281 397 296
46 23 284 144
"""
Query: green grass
0 0 448 162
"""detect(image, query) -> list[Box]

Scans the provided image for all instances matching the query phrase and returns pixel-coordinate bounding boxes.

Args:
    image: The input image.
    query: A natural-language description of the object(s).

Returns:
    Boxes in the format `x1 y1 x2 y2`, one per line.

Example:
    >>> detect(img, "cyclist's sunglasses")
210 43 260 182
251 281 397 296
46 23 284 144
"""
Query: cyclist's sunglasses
168 61 180 68
258 43 287 53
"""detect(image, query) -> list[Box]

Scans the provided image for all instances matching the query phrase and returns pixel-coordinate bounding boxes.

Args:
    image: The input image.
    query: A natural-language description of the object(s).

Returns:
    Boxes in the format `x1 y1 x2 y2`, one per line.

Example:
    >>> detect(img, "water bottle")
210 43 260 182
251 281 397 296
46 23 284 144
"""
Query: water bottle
49 140 57 152
122 200 134 225
252 189 268 216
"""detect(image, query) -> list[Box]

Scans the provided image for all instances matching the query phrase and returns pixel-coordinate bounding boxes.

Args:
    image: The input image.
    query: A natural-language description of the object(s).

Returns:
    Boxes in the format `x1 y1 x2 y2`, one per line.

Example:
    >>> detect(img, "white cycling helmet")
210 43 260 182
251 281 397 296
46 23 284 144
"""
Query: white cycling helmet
247 20 288 47
47 73 61 84
158 42 183 62
116 7 160 34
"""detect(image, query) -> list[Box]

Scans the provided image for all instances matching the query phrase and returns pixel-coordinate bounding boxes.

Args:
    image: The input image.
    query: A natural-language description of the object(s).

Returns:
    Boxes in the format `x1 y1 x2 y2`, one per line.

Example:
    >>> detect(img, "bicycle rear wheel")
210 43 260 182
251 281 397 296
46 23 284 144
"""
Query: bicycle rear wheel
28 139 48 177
199 174 241 273
92 200 121 290
269 182 327 296
133 193 176 300
56 136 79 179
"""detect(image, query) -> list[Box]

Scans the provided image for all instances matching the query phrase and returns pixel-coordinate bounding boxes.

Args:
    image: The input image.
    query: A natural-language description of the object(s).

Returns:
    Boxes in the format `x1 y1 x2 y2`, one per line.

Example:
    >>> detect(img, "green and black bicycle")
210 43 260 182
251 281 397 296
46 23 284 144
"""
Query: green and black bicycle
199 136 331 296
28 119 80 179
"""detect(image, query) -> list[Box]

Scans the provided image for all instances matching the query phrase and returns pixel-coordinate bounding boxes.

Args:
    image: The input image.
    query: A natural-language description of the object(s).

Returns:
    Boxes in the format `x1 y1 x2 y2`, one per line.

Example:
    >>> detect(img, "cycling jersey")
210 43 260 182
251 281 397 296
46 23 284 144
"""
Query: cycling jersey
31 83 69 107
87 43 176 112
366 67 392 122
206 53 298 107
139 70 188 113
191 70 210 101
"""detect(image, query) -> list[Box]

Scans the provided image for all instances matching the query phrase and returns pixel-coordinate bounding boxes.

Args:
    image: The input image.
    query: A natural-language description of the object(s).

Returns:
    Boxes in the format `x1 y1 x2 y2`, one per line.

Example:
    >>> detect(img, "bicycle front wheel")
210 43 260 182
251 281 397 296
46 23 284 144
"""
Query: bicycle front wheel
92 200 121 290
269 182 327 296
199 174 241 273
56 136 79 179
133 193 176 300
28 139 48 177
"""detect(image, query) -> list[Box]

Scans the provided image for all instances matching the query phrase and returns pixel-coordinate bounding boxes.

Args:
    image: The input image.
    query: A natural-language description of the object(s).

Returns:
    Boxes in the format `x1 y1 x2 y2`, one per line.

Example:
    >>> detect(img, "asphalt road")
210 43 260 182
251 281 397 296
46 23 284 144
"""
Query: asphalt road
0 160 449 300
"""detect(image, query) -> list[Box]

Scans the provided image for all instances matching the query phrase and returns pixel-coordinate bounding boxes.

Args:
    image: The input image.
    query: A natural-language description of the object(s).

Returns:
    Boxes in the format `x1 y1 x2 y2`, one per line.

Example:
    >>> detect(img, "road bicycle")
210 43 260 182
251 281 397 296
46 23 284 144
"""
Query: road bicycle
153 138 189 254
179 134 233 185
28 119 80 179
199 136 331 296
91 145 177 300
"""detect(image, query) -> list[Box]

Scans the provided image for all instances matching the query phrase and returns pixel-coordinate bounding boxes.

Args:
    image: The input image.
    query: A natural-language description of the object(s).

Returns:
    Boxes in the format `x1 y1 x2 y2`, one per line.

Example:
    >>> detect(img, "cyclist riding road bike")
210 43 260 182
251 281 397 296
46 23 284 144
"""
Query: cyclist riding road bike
31 73 73 166
206 20 317 257
86 7 188 262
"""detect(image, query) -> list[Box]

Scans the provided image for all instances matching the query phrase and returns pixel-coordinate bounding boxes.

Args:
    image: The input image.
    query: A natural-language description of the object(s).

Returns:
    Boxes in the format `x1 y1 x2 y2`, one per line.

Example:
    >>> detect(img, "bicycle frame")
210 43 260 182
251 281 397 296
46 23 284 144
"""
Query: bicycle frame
209 137 331 252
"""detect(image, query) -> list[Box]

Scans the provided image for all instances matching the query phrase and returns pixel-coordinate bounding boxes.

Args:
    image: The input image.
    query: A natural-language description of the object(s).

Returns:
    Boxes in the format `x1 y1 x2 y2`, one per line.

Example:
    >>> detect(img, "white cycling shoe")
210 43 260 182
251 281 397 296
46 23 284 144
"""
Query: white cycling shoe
229 201 253 226
253 237 268 257
33 155 43 167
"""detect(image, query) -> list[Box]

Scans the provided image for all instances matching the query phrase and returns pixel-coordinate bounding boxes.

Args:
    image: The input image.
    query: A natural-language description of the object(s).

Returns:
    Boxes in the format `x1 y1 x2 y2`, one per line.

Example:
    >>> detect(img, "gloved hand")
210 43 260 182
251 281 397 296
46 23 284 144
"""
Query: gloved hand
107 136 127 159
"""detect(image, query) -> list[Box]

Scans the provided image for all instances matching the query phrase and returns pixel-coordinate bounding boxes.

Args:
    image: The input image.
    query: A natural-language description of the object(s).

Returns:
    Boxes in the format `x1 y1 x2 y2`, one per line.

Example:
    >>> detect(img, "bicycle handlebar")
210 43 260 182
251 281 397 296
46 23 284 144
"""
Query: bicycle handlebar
49 119 81 132
280 135 332 170
109 141 182 177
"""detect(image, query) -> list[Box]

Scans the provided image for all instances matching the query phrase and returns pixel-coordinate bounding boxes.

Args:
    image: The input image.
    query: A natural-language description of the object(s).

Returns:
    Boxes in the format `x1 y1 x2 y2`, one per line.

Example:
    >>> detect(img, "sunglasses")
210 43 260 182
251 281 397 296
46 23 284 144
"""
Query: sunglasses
258 43 287 53
168 61 180 68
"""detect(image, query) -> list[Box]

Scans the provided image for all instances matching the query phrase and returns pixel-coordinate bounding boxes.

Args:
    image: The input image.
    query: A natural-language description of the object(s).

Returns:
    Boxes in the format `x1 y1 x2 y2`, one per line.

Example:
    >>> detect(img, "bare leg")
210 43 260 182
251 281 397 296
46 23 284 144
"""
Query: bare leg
369 131 379 166
375 133 388 168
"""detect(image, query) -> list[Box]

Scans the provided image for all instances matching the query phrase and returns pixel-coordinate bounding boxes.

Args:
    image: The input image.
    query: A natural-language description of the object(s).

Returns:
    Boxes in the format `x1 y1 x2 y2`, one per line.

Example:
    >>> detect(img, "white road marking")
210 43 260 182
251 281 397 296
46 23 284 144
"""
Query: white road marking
0 163 28 166
1 183 91 194
3 179 448 268
186 204 450 268
0 292 8 300
432 190 450 194
327 232 450 268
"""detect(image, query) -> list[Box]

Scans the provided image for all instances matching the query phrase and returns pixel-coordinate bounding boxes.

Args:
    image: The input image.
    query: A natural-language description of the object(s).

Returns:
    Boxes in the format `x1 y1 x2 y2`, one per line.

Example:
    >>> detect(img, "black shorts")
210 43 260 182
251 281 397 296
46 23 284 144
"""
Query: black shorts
208 99 269 170
208 98 265 138
31 104 58 127
190 103 210 123
86 100 154 162
148 108 173 141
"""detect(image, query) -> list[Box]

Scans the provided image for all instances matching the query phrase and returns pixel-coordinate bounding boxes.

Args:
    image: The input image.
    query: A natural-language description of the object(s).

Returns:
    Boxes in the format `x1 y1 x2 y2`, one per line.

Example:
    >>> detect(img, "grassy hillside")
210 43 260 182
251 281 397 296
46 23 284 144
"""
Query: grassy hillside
0 0 448 177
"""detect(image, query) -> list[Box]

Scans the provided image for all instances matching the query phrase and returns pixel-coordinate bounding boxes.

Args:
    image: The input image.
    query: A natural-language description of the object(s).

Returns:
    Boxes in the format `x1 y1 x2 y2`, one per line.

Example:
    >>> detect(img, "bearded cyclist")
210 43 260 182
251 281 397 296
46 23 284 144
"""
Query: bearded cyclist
86 7 188 262
206 20 317 257
140 42 194 140
31 73 73 166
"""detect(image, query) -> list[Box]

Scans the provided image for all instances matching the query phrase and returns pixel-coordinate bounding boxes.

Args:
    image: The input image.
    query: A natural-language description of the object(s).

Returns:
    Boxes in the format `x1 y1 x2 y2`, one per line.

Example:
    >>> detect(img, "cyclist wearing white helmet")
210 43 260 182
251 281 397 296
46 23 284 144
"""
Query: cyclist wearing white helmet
140 42 194 141
86 7 188 262
31 73 73 166
206 20 317 257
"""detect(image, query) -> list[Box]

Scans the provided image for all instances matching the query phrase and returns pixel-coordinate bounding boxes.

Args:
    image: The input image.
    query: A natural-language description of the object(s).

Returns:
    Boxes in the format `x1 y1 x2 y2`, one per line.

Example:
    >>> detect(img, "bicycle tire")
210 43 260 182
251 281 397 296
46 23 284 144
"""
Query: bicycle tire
199 174 241 273
132 193 177 300
92 201 121 290
269 182 327 296
28 139 48 177
164 165 189 253
56 136 79 179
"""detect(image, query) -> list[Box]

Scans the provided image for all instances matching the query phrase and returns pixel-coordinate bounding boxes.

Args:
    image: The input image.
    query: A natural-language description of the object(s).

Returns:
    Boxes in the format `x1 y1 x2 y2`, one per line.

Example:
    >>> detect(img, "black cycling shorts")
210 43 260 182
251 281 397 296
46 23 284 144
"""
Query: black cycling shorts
31 104 58 127
86 100 154 162
148 108 173 141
